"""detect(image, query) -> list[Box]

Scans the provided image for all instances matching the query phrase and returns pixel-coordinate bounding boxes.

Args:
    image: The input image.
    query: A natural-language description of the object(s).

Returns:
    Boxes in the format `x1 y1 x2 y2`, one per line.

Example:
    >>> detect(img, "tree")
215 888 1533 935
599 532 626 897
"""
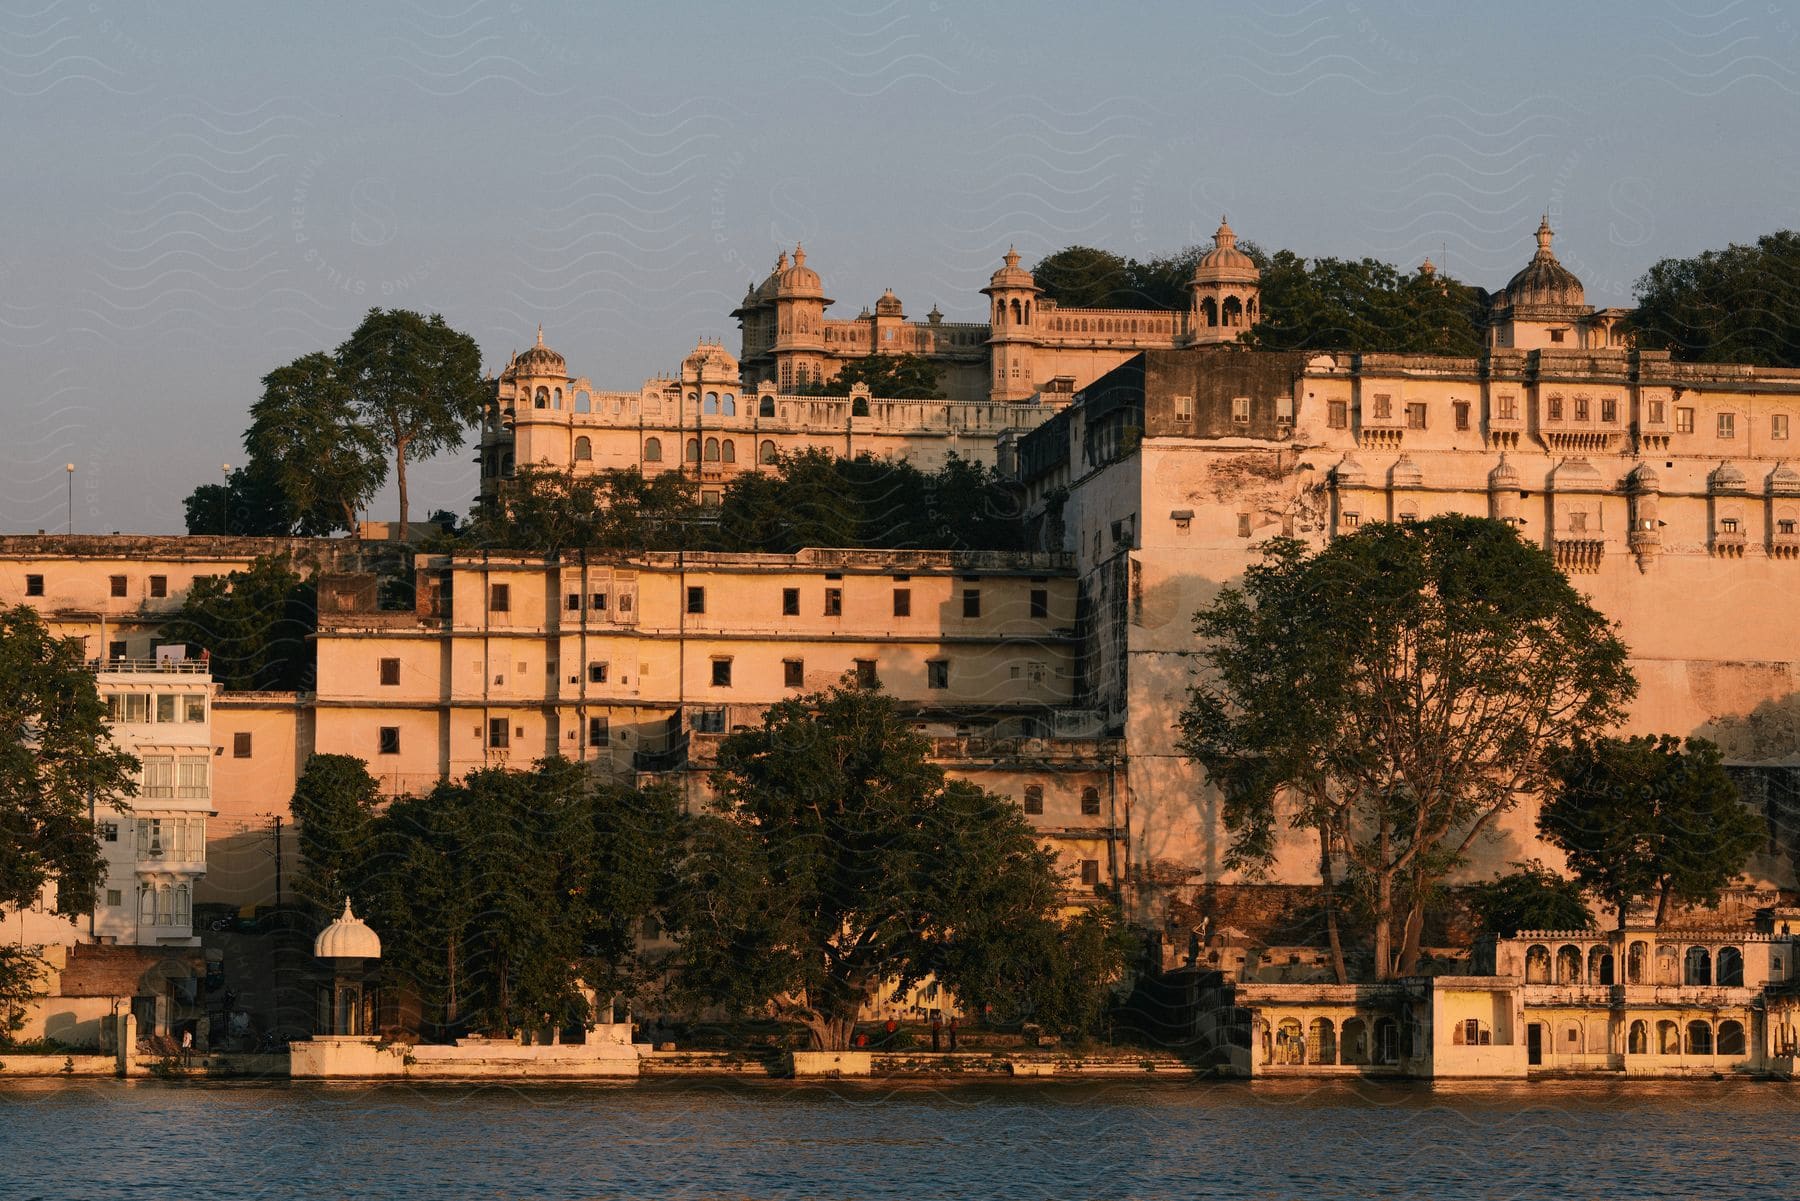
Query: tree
1540 735 1765 929
1247 252 1484 355
669 682 1110 1049
793 353 944 399
245 352 386 535
1179 517 1635 981
466 467 699 554
1465 861 1594 938
1032 246 1137 309
289 754 382 912
0 607 140 1011
157 555 316 691
181 459 297 536
336 308 488 531
1628 231 1800 368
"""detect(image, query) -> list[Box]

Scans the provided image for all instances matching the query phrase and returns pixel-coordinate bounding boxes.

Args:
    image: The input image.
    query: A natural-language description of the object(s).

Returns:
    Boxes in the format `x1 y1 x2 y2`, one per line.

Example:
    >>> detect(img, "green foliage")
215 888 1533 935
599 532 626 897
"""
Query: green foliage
1466 861 1594 938
667 683 1116 1049
1178 516 1635 979
793 353 945 399
1031 245 1215 311
289 754 382 912
245 351 387 535
339 759 677 1037
156 555 317 691
1540 735 1765 928
1248 251 1484 354
181 460 298 536
465 467 700 554
1628 231 1800 367
0 606 140 920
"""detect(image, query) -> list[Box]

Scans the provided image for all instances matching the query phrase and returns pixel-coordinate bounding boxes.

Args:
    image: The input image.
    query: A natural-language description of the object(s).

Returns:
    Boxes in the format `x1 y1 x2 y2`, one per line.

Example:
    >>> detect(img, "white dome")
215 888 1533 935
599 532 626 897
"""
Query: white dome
315 897 381 960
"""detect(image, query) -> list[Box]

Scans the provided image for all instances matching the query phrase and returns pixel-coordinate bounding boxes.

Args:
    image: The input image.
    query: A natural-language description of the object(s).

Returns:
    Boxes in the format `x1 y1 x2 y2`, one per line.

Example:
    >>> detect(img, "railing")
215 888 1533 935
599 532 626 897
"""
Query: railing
90 658 210 675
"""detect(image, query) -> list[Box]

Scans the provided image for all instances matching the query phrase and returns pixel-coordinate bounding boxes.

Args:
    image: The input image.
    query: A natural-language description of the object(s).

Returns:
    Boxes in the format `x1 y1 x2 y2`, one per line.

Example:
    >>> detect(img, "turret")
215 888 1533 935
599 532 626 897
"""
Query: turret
770 244 832 391
1188 218 1261 345
981 247 1040 402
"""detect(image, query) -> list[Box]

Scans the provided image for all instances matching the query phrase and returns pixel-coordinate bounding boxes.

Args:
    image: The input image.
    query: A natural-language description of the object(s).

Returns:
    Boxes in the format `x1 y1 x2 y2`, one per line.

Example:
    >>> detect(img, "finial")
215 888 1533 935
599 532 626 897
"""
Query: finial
777 251 788 270
1003 245 1020 268
536 324 544 346
341 896 354 920
1536 215 1554 254
793 242 806 267
1215 217 1236 248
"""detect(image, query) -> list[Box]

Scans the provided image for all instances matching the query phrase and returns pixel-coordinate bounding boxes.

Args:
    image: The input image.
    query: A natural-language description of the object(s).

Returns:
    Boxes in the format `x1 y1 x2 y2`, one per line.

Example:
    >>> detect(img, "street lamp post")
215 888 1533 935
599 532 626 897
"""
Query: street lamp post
65 463 74 534
219 464 231 534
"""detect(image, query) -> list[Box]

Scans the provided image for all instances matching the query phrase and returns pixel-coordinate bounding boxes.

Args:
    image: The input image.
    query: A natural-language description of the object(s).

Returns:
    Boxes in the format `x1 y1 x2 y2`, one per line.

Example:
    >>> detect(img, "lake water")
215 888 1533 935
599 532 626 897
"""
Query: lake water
0 1077 1792 1199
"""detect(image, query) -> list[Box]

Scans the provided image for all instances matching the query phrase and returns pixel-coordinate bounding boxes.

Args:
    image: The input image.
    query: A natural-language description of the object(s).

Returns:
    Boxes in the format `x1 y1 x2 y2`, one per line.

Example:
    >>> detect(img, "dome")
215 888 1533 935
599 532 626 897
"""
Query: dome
1710 460 1749 494
1551 456 1605 492
875 288 903 317
1502 218 1585 309
985 246 1038 292
1390 455 1424 489
513 325 566 376
774 243 826 299
1194 218 1260 285
315 898 381 961
1769 462 1800 496
1626 462 1661 492
1331 455 1366 487
682 338 740 380
1488 456 1520 488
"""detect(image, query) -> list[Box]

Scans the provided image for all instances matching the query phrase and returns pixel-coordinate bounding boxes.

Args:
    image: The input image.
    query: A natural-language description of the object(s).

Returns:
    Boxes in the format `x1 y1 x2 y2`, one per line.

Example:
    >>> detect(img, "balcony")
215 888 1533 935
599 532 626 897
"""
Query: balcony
91 658 210 675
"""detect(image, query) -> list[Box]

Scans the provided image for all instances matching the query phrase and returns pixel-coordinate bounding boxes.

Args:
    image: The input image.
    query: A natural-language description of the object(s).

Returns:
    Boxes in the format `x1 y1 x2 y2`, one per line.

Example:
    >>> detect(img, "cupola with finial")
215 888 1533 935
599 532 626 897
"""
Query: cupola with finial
1188 217 1262 345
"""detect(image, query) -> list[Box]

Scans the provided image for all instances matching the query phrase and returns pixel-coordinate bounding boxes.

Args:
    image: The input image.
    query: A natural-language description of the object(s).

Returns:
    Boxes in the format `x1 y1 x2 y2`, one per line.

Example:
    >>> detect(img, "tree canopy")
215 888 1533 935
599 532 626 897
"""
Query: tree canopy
1248 252 1485 355
1465 861 1595 938
182 459 299 537
793 353 945 399
1539 735 1764 928
668 682 1124 1049
463 466 699 555
289 754 384 913
157 555 316 691
244 351 386 535
1031 245 1213 311
1179 516 1635 980
1628 230 1800 368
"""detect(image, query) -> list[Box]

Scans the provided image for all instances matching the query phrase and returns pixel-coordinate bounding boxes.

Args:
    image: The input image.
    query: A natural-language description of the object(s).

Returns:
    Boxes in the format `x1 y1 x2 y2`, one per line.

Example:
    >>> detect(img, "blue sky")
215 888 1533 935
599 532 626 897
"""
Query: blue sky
4 0 1798 532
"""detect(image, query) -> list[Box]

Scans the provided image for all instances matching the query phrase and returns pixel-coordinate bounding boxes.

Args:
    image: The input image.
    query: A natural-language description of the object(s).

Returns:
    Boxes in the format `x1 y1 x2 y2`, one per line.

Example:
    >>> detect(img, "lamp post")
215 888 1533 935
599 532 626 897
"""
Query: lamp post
219 464 231 534
65 464 74 534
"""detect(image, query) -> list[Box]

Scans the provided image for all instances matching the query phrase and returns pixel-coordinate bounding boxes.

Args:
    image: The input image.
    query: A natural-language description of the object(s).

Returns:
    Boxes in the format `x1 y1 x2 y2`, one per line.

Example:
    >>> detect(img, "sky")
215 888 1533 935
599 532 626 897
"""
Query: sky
3 0 1798 534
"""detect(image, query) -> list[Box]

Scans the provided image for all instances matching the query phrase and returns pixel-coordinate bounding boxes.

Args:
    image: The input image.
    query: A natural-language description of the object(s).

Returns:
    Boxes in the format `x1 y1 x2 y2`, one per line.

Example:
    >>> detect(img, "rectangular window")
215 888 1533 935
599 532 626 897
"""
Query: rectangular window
1720 517 1741 534
711 658 732 687
178 755 208 799
1236 513 1253 538
823 588 842 617
1023 786 1043 815
488 718 510 749
1173 395 1193 423
927 660 949 689
109 574 127 597
1781 519 1797 535
962 589 981 618
1406 403 1427 429
1775 414 1790 439
378 727 400 755
103 822 118 843
893 588 911 617
1231 396 1250 423
233 731 252 758
108 640 127 661
588 662 608 684
783 658 804 688
686 586 705 615
1601 398 1617 423
25 574 43 596
379 658 400 686
1574 397 1590 421
1569 511 1588 533
1648 400 1665 424
854 659 878 689
1453 401 1470 431
591 592 607 611
1498 396 1518 420
1549 329 1565 343
106 889 122 908
692 708 725 734
566 592 581 611
1080 859 1101 886
149 575 167 598
121 694 148 723
1372 394 1392 419
782 588 799 616
1276 396 1294 423
155 694 176 724
588 716 609 747
1327 400 1348 429
1547 397 1564 421
490 584 510 612
1718 413 1736 439
143 756 174 799
182 694 205 723
1030 589 1048 619
1677 407 1695 433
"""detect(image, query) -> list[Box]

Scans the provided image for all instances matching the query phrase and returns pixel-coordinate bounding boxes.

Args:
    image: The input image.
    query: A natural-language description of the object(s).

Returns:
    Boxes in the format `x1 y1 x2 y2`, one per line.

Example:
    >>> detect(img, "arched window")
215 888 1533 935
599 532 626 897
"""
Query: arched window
704 391 719 415
1340 1018 1370 1065
1627 940 1648 984
1686 1020 1713 1056
1223 296 1243 327
1201 297 1218 327
139 884 155 925
1717 1019 1746 1055
685 438 700 463
1525 944 1551 983
1717 945 1744 986
156 884 172 925
1684 945 1712 986
687 392 698 406
1080 786 1101 816
760 396 776 418
535 387 549 409
574 437 592 462
852 397 870 417
1275 1017 1304 1065
1309 1018 1335 1065
1628 1020 1648 1054
174 884 191 929
643 437 663 462
554 388 562 409
703 437 720 462
759 439 777 465
1022 785 1043 815
500 452 514 477
575 390 591 413
722 393 736 416
1656 945 1680 983
1373 1017 1399 1064
721 439 736 464
1588 945 1613 985
1657 1019 1680 1054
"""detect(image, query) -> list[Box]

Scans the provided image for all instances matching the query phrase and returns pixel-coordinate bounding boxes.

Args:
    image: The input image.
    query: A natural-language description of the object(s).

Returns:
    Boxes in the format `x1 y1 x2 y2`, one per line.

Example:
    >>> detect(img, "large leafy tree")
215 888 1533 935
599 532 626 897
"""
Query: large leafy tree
245 352 386 535
1540 735 1764 929
467 466 699 554
1030 245 1213 311
1179 517 1636 981
289 754 383 912
1247 252 1484 354
1628 231 1800 368
794 353 945 399
668 682 1120 1050
0 606 140 918
181 459 297 536
157 555 316 691
1465 861 1594 938
336 308 487 532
